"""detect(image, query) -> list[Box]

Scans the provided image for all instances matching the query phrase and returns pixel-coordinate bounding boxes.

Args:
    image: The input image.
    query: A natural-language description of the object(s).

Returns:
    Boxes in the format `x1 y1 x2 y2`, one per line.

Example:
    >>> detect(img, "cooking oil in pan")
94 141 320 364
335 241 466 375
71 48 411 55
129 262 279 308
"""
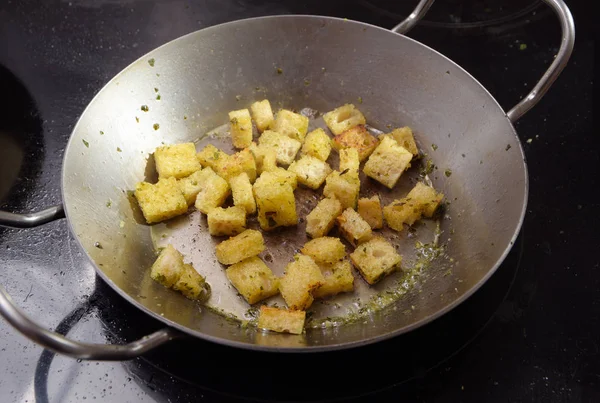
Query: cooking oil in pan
151 115 446 328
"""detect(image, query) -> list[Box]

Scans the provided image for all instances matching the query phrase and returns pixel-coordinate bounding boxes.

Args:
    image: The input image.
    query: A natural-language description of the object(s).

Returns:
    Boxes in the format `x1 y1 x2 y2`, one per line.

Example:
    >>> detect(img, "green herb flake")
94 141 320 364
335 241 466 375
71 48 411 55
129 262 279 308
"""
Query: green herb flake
82 139 89 148
505 144 512 151
519 43 527 51
106 200 112 208
135 116 139 123
444 169 452 177
154 87 159 92
276 67 283 75
304 79 310 86
153 123 160 130
431 143 438 151
148 58 155 67
156 94 161 100
117 147 122 152
141 105 149 112
357 96 363 104
183 115 187 120
526 138 533 144
99 131 104 135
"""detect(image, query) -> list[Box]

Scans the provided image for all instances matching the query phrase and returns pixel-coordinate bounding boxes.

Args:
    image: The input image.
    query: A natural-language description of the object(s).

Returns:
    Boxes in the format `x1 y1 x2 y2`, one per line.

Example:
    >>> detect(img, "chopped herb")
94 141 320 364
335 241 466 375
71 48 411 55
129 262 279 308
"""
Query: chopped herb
154 87 159 92
431 143 438 151
94 242 103 249
99 131 104 135
357 96 363 104
321 67 326 72
141 105 149 112
235 95 242 101
505 144 512 151
230 117 238 125
444 169 452 177
135 116 139 123
519 43 527 51
82 139 89 148
276 67 283 75
148 58 155 67
213 152 220 160
304 79 310 86
153 123 160 130
446 70 450 74
183 115 187 120
526 138 533 144
156 94 161 100
106 200 112 208
117 147 122 152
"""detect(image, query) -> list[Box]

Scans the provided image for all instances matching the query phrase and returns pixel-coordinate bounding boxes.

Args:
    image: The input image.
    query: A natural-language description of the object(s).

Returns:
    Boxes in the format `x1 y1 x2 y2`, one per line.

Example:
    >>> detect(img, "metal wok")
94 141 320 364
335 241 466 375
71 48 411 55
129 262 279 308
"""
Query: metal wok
0 0 574 357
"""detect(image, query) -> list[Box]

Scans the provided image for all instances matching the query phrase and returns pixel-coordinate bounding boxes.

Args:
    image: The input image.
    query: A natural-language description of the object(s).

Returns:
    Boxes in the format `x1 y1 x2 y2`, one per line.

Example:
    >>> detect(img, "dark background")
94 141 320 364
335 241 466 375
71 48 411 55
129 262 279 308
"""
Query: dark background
0 0 598 402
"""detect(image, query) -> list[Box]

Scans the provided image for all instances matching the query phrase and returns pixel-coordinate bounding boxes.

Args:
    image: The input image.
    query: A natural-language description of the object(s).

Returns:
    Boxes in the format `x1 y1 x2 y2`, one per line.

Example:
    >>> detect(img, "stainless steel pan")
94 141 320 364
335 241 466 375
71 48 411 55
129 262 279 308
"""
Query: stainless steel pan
0 0 574 358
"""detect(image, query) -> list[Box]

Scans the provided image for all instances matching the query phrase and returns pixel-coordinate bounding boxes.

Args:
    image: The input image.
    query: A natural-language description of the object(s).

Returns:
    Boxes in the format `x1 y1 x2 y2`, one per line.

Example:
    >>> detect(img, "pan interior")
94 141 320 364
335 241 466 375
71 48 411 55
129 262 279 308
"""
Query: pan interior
62 16 526 350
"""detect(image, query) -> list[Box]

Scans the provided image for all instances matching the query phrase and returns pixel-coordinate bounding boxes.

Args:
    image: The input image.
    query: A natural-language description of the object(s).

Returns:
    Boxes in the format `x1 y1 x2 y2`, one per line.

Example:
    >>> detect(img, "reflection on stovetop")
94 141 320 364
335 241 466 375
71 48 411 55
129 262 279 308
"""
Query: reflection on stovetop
32 233 523 402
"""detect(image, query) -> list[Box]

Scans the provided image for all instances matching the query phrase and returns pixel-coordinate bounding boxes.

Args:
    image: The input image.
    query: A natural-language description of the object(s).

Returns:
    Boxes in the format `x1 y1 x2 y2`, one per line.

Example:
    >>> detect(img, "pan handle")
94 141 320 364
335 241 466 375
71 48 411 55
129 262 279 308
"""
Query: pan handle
392 0 575 124
0 204 65 228
506 0 575 122
0 284 180 360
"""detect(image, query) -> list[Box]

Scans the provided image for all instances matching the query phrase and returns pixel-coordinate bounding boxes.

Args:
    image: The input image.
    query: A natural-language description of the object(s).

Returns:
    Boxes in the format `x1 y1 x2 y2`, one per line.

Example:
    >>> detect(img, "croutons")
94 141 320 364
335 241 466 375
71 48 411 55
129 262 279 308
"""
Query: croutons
288 155 332 189
257 167 297 190
323 104 366 135
197 144 228 169
385 127 419 156
194 167 230 214
249 142 278 174
135 177 188 224
215 229 265 265
271 109 309 142
172 263 210 301
306 197 343 239
350 237 402 284
301 237 346 265
322 170 360 210
339 147 360 174
279 254 324 310
363 136 413 189
257 306 305 335
214 148 257 183
207 206 246 236
258 130 301 166
336 208 372 246
357 195 383 229
150 244 209 301
229 109 253 149
229 172 257 214
301 128 331 161
253 176 297 231
250 100 274 133
383 182 444 231
332 125 379 162
178 170 205 206
313 260 354 299
154 143 202 179
226 256 279 304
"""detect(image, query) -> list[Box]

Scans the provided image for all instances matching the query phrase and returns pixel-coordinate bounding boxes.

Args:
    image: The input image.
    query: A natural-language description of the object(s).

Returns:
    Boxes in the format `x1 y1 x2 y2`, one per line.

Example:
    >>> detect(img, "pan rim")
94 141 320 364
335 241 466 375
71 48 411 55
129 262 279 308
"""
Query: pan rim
61 14 529 352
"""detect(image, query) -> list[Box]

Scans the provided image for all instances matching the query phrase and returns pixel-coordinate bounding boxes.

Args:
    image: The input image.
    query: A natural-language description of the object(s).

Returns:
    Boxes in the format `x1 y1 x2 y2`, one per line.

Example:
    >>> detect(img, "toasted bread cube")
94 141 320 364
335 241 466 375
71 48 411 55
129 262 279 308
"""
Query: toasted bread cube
249 142 278 174
279 254 324 310
229 109 253 149
271 109 309 142
172 264 210 301
332 125 378 162
258 130 301 166
385 126 419 156
215 148 257 183
301 128 331 161
288 155 332 189
339 147 360 174
226 256 279 304
383 182 444 230
250 99 274 133
207 206 246 236
323 170 360 210
257 167 297 190
178 170 205 206
323 104 366 135
150 244 185 287
301 237 346 264
306 197 343 239
358 195 383 229
363 136 413 189
194 168 230 214
215 229 265 265
313 260 354 299
154 143 202 179
258 306 305 334
229 173 256 214
135 177 188 224
350 237 402 284
336 208 372 246
253 179 297 231
197 144 228 169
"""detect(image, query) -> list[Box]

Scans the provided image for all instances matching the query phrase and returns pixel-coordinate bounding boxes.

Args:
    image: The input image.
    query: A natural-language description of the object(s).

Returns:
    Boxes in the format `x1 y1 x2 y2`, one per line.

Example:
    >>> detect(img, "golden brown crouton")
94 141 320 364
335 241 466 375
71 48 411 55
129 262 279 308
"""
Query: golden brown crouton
257 306 305 334
332 125 378 162
215 229 265 265
135 177 188 224
154 143 202 180
226 256 279 304
279 254 324 310
350 237 402 284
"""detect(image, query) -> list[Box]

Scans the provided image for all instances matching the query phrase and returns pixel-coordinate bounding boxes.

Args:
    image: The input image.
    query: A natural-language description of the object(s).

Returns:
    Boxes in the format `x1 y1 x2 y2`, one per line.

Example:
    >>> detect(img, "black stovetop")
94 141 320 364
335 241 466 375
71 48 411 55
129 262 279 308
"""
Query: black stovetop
0 0 598 402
